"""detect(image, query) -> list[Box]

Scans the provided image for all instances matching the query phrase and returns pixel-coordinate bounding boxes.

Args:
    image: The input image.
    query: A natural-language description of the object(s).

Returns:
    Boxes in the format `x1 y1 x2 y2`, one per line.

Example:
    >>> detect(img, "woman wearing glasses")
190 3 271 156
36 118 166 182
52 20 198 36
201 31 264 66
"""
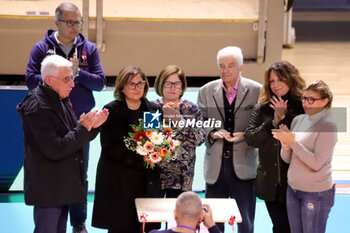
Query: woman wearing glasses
153 65 206 198
245 61 305 233
92 67 159 233
272 80 337 233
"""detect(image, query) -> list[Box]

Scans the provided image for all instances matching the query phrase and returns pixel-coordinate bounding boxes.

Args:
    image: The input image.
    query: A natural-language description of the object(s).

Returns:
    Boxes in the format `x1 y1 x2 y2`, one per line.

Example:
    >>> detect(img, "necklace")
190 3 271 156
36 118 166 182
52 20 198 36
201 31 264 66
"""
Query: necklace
176 225 196 233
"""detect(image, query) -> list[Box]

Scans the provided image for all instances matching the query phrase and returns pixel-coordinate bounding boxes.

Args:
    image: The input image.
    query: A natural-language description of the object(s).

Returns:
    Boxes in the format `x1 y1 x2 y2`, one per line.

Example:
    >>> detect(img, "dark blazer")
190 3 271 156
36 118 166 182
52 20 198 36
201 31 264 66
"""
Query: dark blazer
92 98 159 232
16 84 98 207
245 93 304 201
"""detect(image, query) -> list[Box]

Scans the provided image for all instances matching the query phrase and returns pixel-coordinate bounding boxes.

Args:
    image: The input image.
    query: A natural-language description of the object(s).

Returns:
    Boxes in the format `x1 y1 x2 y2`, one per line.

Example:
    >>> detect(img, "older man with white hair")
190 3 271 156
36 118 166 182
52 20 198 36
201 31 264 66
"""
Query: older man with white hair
17 55 108 233
197 46 261 233
26 3 106 230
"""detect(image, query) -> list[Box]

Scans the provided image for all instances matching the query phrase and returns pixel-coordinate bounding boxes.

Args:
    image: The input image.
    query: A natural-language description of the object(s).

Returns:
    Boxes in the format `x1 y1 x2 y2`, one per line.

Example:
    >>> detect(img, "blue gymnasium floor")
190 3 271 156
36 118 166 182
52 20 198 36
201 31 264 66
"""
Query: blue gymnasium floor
0 193 349 233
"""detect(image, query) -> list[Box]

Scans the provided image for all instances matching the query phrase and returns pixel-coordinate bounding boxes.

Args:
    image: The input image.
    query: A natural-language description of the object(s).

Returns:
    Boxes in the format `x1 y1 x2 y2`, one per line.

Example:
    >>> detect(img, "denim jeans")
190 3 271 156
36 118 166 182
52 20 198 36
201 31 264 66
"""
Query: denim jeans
286 185 335 233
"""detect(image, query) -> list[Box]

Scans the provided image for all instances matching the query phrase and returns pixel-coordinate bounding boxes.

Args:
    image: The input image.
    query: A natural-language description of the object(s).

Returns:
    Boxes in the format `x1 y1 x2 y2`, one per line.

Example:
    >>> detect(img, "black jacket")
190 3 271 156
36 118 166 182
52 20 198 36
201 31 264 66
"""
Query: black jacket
245 93 304 201
92 98 161 231
16 84 98 207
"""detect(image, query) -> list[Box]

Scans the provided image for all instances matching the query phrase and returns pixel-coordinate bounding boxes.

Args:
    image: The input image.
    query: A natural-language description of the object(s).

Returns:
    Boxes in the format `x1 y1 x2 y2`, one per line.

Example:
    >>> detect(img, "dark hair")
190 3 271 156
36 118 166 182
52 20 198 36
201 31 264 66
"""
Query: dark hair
259 60 306 105
55 2 80 20
113 66 149 101
154 65 187 97
305 80 333 109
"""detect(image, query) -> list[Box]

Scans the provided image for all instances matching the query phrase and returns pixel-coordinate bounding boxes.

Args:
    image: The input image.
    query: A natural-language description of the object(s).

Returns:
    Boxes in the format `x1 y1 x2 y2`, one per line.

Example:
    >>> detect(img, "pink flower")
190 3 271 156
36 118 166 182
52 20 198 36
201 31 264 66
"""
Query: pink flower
148 152 163 163
169 139 180 150
143 141 154 152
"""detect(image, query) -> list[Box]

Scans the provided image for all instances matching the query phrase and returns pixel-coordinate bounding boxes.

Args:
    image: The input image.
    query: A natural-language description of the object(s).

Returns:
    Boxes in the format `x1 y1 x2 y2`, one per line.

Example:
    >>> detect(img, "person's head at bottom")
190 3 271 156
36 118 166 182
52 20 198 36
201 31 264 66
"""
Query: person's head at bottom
173 191 216 232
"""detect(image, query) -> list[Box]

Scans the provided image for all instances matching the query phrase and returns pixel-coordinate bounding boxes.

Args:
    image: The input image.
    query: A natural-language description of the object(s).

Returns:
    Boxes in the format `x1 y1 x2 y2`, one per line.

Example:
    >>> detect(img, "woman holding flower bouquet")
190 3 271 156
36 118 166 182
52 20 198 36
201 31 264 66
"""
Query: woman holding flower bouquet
153 65 206 197
92 67 160 233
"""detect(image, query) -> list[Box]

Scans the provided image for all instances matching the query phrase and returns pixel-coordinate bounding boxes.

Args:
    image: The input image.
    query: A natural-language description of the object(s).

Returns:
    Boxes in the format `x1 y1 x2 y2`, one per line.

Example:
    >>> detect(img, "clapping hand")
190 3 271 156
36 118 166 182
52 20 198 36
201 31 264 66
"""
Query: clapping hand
270 96 288 125
272 124 294 149
92 108 109 128
79 108 109 131
70 53 79 77
163 102 181 122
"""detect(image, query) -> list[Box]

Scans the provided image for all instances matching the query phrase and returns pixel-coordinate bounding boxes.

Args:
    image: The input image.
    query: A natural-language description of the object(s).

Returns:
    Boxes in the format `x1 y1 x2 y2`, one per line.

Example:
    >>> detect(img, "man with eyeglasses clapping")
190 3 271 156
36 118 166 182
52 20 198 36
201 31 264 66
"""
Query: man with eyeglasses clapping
18 55 108 233
25 2 106 233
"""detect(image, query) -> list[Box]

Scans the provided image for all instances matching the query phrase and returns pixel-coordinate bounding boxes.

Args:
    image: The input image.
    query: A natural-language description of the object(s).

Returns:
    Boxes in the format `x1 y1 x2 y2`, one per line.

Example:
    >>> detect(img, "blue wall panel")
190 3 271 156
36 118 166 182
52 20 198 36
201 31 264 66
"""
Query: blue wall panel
0 89 28 191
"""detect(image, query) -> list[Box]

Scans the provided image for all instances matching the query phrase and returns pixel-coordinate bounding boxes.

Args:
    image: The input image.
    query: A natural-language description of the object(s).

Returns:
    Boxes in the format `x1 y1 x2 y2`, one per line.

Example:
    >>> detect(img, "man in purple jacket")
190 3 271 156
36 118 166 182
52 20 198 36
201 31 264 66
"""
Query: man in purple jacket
25 3 106 233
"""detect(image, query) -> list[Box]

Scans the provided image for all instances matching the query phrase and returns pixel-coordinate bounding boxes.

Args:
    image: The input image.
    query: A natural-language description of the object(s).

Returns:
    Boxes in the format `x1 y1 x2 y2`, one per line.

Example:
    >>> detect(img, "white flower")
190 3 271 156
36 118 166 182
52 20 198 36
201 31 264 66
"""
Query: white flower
150 132 164 145
136 145 148 156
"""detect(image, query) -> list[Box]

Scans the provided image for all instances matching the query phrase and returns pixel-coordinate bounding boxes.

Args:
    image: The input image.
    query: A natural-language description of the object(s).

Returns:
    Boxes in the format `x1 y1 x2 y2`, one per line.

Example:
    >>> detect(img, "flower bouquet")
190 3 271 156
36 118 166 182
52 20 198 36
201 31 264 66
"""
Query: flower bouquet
124 119 180 169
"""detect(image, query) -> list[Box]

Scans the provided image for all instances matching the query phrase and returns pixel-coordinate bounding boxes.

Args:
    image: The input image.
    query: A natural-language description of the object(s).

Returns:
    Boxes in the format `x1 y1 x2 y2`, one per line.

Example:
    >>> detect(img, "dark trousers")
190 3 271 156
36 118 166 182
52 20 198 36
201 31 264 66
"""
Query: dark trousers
143 167 163 233
34 205 69 233
161 188 183 198
265 200 291 233
205 157 256 233
69 143 89 227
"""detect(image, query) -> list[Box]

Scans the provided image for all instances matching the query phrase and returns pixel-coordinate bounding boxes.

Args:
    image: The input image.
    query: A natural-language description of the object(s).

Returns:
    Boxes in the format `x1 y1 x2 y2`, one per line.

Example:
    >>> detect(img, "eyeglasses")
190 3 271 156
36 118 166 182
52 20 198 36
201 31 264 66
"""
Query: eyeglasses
301 96 324 104
164 81 182 89
127 80 146 90
58 19 84 27
49 75 75 84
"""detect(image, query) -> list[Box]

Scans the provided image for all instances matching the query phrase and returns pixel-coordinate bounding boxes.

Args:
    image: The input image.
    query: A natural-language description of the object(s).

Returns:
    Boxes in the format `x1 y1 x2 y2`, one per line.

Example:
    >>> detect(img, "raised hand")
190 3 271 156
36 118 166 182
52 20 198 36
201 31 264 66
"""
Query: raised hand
270 96 288 125
70 53 79 77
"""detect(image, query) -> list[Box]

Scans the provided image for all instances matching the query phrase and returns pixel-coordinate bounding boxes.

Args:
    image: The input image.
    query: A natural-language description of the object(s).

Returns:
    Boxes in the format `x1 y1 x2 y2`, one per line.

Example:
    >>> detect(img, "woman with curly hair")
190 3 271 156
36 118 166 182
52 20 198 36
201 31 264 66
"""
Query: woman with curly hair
245 61 306 233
